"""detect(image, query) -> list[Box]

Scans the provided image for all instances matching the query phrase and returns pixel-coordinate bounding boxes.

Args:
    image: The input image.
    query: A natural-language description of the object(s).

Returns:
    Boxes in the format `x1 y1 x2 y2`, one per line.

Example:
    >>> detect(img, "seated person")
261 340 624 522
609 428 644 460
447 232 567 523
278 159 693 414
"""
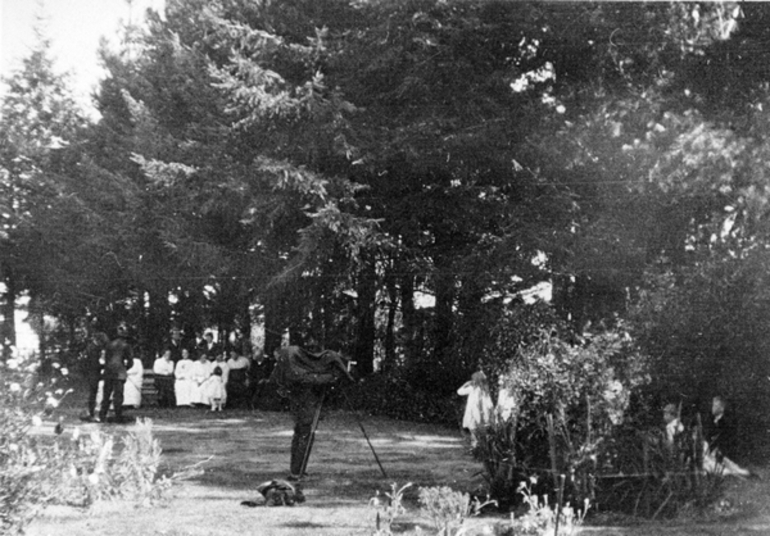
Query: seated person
190 351 213 406
174 349 196 406
153 349 176 407
249 348 277 409
663 403 684 446
703 396 751 478
198 331 221 359
226 348 250 407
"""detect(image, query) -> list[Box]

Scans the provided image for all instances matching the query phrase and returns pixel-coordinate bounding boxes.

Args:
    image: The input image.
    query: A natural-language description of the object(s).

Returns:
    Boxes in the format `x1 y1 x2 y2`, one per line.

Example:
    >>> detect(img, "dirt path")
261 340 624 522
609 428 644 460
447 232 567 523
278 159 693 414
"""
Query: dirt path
24 407 770 536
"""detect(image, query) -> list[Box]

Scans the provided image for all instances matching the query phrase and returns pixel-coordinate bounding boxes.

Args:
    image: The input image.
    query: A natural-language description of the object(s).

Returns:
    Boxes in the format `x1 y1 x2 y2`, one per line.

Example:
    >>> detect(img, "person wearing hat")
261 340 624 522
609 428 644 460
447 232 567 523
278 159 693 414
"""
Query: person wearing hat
98 323 134 423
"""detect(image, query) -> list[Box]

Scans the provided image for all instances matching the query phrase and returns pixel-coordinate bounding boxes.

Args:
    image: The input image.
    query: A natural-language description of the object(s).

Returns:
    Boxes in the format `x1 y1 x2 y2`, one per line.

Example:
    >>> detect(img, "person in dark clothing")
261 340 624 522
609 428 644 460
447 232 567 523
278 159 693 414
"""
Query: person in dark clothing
167 327 185 364
83 332 108 421
706 396 737 462
248 349 276 409
153 349 176 408
98 324 134 423
198 331 220 359
703 395 754 478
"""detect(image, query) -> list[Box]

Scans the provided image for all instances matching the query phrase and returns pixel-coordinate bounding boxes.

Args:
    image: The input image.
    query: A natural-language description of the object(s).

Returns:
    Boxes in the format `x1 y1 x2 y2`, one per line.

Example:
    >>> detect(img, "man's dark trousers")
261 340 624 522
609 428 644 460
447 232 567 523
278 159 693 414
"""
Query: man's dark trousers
289 385 324 476
86 373 101 418
100 378 125 422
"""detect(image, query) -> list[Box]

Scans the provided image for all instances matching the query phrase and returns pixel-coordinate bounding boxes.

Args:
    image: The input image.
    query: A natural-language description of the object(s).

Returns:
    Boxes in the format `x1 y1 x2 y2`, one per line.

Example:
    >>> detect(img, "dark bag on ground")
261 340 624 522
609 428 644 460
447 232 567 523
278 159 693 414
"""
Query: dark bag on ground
269 345 353 389
240 479 305 507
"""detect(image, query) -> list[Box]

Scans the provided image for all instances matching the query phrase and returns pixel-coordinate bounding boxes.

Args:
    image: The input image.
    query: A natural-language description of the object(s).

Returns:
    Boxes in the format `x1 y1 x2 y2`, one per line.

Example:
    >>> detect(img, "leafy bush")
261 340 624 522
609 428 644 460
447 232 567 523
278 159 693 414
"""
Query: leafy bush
49 418 171 508
0 346 174 534
502 479 589 536
369 482 412 535
475 323 649 509
0 347 72 534
594 421 723 518
418 485 472 535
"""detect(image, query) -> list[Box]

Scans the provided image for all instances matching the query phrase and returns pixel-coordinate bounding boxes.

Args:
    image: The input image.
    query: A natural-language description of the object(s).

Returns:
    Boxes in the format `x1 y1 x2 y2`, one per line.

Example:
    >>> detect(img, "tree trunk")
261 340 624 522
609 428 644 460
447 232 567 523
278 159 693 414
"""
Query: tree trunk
400 270 417 368
1 262 17 359
433 267 455 364
354 256 376 377
383 263 399 372
263 286 284 357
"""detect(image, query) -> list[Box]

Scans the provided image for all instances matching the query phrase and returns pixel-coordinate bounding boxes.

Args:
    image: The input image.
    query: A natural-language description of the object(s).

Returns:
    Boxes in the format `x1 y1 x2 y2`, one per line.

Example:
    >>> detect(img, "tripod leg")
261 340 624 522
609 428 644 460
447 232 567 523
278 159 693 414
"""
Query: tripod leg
299 389 326 477
356 416 388 479
340 390 387 478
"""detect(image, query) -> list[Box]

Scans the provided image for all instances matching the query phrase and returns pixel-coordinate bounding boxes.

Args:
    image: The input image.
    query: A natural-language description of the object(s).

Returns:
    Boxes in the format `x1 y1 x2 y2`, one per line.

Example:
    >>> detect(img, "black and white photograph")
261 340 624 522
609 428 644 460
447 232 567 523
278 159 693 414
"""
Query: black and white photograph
1 1 767 535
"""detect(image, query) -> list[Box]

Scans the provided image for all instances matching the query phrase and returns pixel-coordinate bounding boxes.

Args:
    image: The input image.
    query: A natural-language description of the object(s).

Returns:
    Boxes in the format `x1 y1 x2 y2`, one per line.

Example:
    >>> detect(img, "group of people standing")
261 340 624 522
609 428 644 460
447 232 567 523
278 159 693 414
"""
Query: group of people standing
83 324 136 423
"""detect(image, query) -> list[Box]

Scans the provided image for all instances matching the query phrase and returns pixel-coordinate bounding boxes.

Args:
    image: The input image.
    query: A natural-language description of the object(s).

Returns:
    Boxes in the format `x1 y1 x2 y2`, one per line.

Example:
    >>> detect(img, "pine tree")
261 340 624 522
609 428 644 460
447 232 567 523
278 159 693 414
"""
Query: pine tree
0 26 86 356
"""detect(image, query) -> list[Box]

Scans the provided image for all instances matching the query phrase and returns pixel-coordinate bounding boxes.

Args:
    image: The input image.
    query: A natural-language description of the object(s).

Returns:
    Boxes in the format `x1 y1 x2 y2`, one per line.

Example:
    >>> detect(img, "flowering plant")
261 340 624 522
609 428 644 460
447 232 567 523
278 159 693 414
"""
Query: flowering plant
1 345 173 535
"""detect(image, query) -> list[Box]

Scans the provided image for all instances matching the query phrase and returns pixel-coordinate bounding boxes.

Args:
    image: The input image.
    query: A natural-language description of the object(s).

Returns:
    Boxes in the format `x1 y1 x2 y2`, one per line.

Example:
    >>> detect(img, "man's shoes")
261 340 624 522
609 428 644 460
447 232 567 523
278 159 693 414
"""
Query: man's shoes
287 474 302 482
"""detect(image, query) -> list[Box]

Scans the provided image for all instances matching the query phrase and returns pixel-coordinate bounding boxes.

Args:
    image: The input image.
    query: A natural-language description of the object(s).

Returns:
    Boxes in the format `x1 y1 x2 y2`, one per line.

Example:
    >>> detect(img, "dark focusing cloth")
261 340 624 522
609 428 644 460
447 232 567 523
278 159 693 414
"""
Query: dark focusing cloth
269 346 353 390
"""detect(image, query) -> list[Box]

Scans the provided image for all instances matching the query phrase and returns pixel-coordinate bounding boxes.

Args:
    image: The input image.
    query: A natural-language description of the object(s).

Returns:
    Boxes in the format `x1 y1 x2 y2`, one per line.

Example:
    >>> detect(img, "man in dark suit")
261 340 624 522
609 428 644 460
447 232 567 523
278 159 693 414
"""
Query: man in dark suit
98 323 134 423
167 327 185 364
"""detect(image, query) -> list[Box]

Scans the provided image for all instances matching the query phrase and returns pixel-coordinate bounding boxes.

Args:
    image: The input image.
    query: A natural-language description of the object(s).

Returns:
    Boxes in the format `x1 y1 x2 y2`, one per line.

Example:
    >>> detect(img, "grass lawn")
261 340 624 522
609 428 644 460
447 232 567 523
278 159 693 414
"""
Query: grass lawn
23 400 770 536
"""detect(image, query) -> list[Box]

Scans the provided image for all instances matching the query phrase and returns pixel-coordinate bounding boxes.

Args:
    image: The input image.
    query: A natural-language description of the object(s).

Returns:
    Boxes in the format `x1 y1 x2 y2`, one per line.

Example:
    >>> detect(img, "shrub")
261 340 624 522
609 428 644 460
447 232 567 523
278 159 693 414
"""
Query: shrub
50 419 171 508
0 345 175 535
418 485 472 535
503 479 589 536
369 482 412 535
0 347 71 534
594 421 723 518
475 325 649 509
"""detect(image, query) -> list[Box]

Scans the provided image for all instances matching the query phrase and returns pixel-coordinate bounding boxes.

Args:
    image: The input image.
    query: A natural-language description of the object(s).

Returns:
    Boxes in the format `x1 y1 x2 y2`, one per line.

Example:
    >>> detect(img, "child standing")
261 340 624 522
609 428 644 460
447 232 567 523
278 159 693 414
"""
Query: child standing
204 366 226 411
457 370 494 447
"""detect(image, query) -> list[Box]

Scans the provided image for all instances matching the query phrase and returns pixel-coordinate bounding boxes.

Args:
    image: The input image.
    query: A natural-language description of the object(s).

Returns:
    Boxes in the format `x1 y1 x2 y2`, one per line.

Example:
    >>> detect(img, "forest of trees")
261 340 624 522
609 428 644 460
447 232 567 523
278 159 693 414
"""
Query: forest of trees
3 0 770 439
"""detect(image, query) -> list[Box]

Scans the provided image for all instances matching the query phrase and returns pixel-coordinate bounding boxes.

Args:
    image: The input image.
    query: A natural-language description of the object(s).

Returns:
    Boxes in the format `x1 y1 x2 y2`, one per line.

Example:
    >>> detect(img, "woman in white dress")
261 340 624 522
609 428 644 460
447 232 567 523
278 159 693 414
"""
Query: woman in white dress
190 351 213 405
174 349 196 406
123 357 144 408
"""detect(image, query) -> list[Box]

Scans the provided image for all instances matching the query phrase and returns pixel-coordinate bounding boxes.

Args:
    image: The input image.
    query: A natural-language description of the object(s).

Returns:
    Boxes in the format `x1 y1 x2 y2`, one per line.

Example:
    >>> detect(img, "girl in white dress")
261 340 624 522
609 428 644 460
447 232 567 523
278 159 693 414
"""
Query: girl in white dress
457 370 494 447
203 366 226 411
